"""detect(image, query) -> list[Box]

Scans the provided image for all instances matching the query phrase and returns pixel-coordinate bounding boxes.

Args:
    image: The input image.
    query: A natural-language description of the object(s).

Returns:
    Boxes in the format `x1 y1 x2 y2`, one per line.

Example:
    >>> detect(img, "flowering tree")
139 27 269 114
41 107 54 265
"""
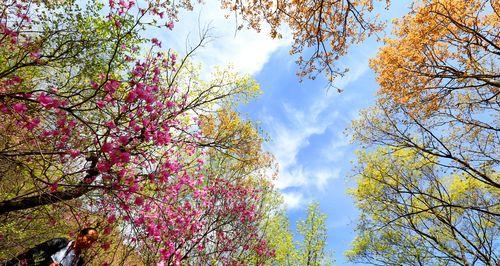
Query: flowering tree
0 0 276 264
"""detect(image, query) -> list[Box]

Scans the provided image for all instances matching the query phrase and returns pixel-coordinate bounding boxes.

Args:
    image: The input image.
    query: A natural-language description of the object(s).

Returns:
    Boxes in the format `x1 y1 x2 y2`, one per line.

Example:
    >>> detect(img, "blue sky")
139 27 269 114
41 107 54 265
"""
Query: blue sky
241 46 377 264
157 1 412 264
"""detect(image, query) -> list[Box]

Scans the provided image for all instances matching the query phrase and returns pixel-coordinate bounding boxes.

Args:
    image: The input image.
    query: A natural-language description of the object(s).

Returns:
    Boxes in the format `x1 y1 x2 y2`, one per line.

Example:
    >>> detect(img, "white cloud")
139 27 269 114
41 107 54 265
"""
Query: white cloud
314 168 341 191
321 132 350 162
274 166 308 190
282 192 305 209
265 103 338 190
263 51 373 199
156 1 291 76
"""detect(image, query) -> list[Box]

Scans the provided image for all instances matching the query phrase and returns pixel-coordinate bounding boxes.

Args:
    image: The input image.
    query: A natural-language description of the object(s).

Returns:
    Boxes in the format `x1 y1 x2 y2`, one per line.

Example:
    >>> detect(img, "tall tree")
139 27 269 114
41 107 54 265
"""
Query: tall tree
347 148 498 265
372 0 499 115
348 0 499 264
248 192 298 266
297 202 334 266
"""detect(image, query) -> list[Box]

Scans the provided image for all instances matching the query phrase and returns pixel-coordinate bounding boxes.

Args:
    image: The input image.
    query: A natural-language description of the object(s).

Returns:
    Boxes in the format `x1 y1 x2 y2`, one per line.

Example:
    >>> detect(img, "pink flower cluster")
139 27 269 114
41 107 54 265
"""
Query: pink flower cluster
0 0 272 264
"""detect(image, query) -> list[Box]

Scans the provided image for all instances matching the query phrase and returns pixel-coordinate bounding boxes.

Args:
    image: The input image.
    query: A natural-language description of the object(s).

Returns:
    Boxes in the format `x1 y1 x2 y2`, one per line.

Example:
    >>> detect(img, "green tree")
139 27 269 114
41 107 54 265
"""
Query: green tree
245 200 334 266
346 148 498 265
265 211 298 265
257 193 298 266
297 202 334 266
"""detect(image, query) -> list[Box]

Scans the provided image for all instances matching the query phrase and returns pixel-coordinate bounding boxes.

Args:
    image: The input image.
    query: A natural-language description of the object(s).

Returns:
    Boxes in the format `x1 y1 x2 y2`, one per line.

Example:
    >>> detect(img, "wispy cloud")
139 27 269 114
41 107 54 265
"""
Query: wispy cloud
282 192 306 209
157 2 291 76
264 103 337 190
275 166 308 190
260 51 373 205
314 168 341 191
321 131 350 163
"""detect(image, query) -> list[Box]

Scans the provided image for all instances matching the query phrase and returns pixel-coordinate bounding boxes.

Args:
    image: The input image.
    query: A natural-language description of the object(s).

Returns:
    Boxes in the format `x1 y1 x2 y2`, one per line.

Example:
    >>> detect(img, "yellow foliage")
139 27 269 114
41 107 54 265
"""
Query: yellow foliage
371 0 498 115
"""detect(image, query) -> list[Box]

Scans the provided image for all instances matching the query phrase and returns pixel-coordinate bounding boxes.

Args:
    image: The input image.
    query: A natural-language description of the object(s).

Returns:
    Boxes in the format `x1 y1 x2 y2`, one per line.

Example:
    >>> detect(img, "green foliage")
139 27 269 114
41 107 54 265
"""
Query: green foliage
297 202 334 266
265 211 297 265
244 198 334 266
346 147 498 265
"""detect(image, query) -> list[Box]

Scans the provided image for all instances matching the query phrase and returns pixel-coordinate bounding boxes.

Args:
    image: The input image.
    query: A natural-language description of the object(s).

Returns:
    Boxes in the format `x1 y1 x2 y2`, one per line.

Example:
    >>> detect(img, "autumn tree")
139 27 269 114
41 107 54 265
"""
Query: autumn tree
219 0 388 89
372 0 499 115
355 0 498 190
348 0 499 264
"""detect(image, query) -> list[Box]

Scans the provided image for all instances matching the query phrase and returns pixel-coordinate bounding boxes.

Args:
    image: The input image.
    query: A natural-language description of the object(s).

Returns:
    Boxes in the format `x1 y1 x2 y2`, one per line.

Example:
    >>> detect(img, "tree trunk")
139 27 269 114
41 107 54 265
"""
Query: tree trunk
0 156 99 215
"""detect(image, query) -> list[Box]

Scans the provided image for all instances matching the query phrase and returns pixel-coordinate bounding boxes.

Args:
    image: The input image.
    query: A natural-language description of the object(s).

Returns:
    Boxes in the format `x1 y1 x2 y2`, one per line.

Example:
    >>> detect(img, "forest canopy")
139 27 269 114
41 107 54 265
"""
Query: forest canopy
0 0 498 265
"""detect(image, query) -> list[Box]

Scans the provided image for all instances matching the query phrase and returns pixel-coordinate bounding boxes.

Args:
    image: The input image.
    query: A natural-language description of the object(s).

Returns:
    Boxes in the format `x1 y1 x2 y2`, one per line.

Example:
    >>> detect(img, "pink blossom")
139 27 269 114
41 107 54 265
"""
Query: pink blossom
107 214 116 224
128 183 139 193
12 103 27 113
7 76 22 86
90 81 99 89
96 100 106 108
166 21 174 30
104 94 114 104
105 120 116 129
67 149 80 158
37 93 55 109
134 196 144 206
118 0 129 8
104 80 120 93
83 175 96 184
101 142 114 153
0 104 9 113
118 135 129 145
126 91 138 102
134 216 144 226
101 242 111 251
132 124 141 132
49 183 58 192
97 161 111 172
103 226 112 235
151 38 161 47
56 117 66 128
25 118 40 130
119 152 131 163
29 51 40 60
